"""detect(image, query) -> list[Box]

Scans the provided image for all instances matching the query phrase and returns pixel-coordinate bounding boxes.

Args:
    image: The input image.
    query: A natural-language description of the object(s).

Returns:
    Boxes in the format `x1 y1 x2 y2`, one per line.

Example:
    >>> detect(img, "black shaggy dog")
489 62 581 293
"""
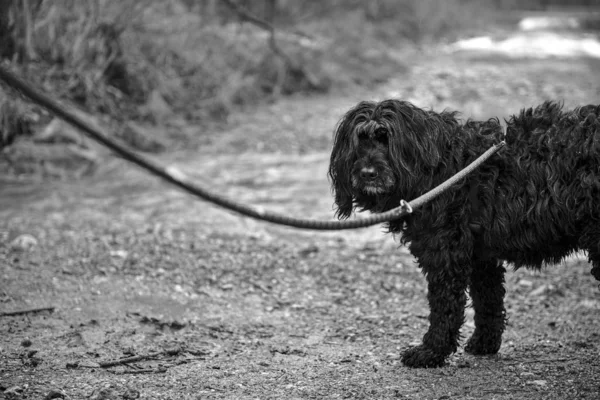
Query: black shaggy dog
329 99 600 368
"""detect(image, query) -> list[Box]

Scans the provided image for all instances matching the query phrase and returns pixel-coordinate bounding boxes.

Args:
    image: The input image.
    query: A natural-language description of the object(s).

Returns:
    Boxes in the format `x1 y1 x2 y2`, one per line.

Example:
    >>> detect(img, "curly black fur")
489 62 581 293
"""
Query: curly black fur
329 99 600 368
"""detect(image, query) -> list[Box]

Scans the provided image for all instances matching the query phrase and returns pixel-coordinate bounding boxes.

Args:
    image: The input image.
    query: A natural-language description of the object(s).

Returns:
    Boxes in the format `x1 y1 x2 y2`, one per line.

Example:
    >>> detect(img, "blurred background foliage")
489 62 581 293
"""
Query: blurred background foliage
1 0 598 154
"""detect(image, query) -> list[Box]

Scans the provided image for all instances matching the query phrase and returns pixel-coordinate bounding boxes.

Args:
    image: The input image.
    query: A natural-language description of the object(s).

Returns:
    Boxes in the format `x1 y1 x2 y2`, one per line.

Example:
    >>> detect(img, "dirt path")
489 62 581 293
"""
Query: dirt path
1 53 600 399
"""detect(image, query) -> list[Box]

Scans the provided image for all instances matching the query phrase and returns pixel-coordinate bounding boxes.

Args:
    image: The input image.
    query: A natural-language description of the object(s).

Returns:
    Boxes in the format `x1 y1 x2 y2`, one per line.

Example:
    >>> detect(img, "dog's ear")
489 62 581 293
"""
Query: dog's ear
328 101 377 219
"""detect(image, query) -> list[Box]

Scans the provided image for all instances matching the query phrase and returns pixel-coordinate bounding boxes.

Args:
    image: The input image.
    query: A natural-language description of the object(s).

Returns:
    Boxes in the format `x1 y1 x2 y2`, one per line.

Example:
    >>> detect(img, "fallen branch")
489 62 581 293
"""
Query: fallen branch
99 352 161 368
109 367 168 375
503 357 571 365
221 0 321 90
249 280 270 293
0 306 55 317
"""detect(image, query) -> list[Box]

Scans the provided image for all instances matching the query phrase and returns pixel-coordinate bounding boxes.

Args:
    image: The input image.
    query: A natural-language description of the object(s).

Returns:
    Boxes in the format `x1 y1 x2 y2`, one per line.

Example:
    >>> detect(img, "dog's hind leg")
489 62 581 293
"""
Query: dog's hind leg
465 259 506 355
589 251 600 281
578 226 600 281
591 265 600 281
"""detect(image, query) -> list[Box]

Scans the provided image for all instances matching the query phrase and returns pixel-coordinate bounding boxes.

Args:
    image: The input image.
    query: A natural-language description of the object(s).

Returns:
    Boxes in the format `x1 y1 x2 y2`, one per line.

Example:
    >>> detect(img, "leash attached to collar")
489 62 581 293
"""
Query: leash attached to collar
0 65 506 230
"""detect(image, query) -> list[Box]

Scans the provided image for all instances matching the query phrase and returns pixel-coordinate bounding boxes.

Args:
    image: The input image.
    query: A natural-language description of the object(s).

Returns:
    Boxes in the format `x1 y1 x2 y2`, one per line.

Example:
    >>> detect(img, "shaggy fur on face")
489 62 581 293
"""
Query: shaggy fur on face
329 99 600 368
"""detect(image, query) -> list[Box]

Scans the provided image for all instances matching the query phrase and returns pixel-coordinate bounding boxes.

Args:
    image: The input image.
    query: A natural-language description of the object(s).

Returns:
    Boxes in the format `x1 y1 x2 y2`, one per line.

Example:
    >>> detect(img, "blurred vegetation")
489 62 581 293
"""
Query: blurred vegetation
0 0 596 154
0 90 32 149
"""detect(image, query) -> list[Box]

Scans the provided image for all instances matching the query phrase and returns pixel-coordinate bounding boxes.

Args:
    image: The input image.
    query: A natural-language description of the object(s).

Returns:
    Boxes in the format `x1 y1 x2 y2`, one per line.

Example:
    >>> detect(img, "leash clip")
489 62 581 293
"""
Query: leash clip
399 199 413 214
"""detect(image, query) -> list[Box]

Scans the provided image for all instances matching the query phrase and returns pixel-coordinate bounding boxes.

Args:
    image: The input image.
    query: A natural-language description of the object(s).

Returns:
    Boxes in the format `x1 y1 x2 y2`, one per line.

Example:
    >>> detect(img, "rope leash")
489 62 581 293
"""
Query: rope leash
0 65 505 230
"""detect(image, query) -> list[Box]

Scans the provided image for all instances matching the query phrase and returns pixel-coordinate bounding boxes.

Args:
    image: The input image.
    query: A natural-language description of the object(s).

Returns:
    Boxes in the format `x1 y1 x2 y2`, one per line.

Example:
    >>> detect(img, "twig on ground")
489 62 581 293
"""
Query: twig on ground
504 357 571 365
480 387 536 394
99 347 184 369
249 280 270 293
289 333 307 338
0 306 55 317
99 352 161 368
109 367 168 374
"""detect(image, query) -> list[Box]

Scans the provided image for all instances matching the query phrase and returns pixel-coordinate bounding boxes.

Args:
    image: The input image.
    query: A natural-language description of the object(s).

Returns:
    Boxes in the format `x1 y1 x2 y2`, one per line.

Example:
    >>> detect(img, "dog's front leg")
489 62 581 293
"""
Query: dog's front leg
401 258 469 368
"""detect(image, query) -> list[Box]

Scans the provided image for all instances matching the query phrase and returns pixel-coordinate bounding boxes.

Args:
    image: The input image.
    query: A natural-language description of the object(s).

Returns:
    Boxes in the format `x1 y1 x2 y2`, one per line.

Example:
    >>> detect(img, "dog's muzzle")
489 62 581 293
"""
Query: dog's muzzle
359 166 378 181
352 163 394 195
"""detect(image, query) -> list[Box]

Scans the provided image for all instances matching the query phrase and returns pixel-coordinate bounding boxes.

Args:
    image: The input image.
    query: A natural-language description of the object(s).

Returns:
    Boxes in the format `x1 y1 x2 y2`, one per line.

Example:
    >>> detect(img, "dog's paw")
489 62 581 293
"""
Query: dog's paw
464 333 502 355
401 346 446 368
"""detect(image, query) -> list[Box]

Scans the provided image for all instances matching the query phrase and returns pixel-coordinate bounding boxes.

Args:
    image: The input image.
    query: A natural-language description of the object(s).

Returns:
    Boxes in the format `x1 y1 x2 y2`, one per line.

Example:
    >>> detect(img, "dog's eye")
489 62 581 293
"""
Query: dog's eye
358 132 369 141
375 128 388 143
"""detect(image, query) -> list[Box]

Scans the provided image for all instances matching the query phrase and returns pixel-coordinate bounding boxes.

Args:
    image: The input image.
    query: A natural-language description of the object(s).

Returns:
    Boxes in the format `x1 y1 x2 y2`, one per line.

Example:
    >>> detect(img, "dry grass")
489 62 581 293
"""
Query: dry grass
6 1 334 124
28 0 145 116
8 1 500 119
0 0 502 149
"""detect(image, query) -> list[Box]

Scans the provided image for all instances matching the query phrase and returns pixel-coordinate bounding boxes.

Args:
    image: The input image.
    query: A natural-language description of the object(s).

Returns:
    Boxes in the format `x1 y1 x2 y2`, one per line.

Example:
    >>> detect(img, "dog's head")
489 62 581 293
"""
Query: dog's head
329 99 452 218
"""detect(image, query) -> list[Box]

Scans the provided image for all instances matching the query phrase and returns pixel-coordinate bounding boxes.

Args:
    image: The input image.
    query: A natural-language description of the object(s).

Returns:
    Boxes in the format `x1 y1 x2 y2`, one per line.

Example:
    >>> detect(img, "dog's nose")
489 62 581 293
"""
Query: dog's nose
360 167 378 181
